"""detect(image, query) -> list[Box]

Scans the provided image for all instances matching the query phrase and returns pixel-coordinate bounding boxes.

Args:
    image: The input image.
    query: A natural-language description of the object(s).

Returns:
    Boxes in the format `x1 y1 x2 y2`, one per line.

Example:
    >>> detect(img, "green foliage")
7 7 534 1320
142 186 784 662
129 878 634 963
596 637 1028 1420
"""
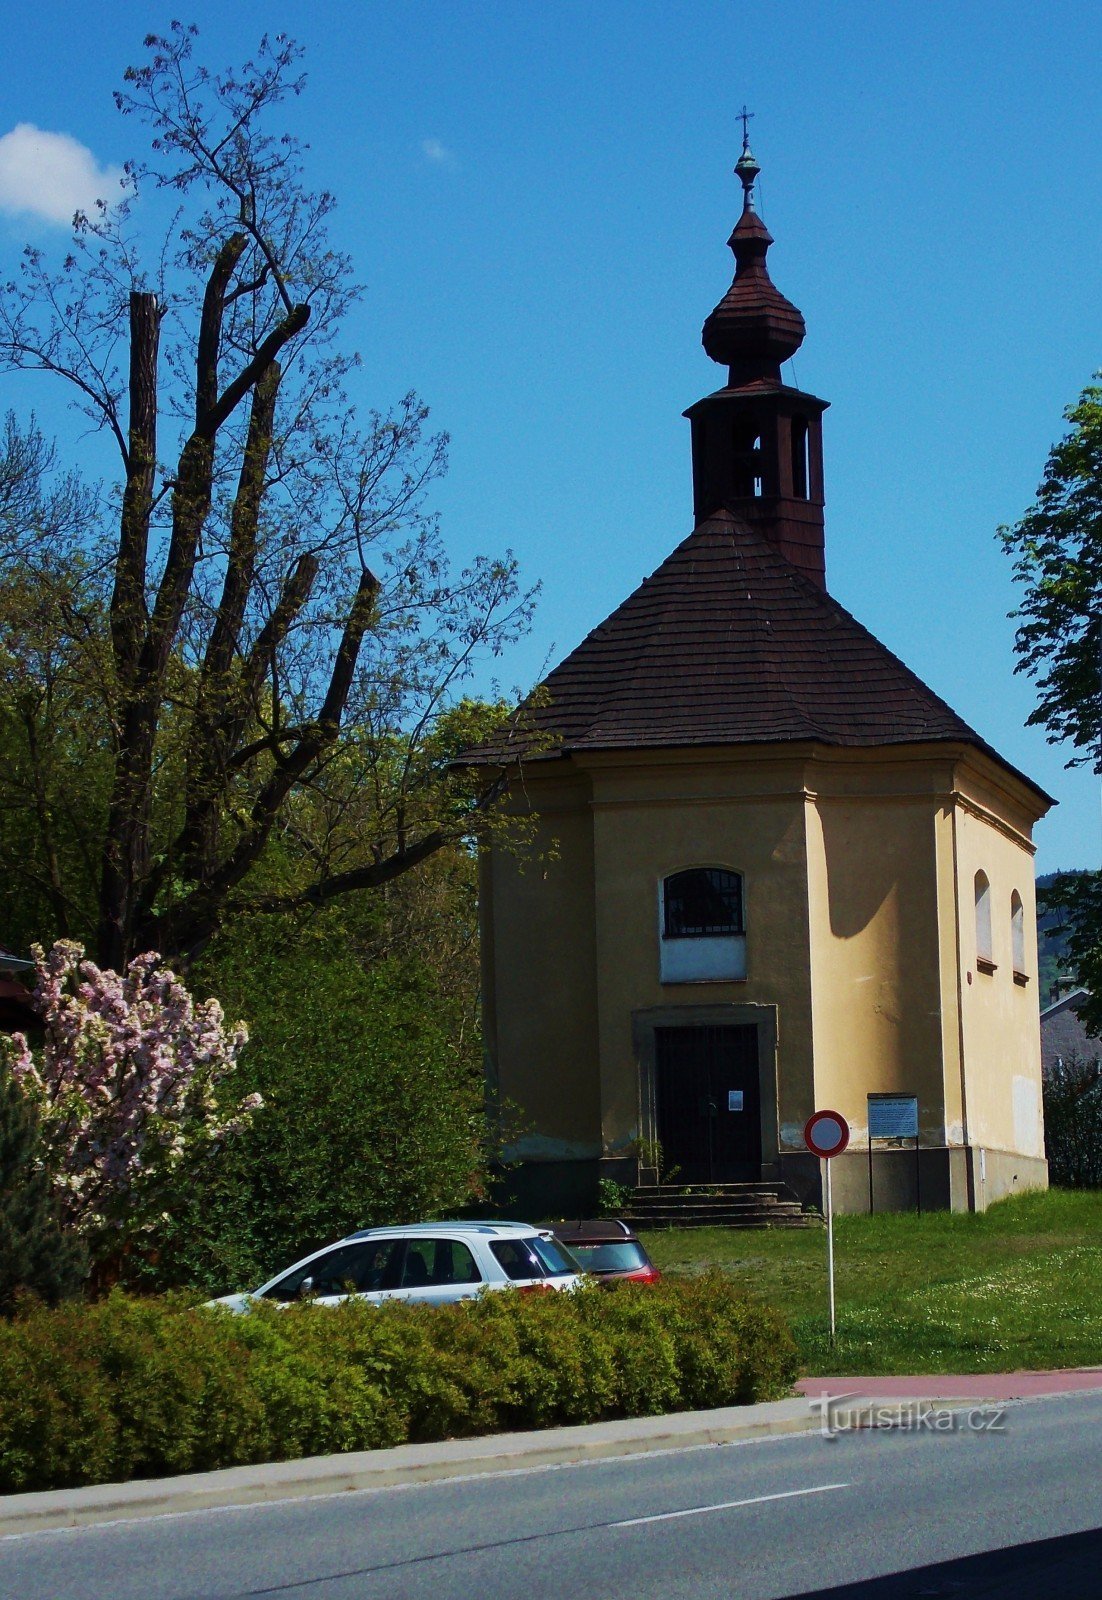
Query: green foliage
0 1062 85 1314
1037 871 1102 1032
0 415 112 953
138 904 488 1293
0 1278 797 1493
999 382 1102 1038
1000 381 1102 762
1043 1055 1102 1187
596 1178 633 1217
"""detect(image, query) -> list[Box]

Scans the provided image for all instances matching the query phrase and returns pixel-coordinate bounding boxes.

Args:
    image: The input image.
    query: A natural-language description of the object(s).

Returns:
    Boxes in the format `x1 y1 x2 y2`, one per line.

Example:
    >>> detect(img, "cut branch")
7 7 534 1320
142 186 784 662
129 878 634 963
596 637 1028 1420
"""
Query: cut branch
110 291 160 691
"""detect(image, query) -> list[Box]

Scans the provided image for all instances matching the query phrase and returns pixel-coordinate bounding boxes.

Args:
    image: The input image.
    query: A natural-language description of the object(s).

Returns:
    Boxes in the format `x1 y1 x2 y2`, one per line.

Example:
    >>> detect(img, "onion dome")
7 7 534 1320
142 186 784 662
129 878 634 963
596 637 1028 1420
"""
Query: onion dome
701 142 806 387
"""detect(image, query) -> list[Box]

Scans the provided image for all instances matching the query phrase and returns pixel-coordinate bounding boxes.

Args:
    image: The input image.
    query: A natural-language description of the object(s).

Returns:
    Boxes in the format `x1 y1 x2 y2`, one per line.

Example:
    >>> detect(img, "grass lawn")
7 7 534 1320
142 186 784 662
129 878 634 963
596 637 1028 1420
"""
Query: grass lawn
640 1188 1102 1377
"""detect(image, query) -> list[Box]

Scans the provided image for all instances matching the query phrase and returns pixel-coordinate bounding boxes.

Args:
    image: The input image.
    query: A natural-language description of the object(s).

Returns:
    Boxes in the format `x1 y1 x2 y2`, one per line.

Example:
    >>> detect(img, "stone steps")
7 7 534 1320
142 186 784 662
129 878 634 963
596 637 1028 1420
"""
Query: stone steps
623 1182 819 1230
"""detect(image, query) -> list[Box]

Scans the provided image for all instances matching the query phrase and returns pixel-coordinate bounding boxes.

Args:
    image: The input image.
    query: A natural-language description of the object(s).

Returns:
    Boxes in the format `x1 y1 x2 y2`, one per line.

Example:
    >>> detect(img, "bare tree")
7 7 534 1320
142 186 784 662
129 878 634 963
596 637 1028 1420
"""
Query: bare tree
0 28 534 967
0 411 99 564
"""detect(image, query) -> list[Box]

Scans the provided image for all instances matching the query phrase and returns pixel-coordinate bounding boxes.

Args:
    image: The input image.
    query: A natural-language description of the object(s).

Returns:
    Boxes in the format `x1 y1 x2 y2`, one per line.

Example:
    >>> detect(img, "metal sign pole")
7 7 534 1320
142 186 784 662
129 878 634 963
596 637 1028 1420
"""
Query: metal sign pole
825 1156 836 1345
804 1111 849 1352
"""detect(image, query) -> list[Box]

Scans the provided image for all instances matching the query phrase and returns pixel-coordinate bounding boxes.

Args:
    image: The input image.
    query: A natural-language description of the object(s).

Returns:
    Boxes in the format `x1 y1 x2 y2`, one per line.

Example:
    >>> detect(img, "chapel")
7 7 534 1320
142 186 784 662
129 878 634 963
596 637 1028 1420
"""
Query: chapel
465 142 1052 1216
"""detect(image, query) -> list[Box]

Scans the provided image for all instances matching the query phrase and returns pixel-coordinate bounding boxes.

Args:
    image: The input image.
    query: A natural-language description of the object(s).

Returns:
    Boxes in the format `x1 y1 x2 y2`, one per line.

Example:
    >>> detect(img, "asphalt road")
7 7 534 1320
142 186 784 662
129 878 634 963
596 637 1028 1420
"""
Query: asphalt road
4 1391 1102 1599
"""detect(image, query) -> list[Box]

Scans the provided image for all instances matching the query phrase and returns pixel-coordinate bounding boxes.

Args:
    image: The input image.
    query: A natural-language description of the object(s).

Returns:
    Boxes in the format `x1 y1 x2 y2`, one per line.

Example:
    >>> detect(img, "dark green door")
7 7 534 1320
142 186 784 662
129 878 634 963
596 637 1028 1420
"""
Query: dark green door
654 1024 761 1183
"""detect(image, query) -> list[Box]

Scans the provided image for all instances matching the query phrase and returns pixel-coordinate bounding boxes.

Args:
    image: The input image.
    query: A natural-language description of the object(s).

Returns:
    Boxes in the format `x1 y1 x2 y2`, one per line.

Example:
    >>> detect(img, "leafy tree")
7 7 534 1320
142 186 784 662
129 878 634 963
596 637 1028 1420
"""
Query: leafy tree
1000 382 1102 762
1044 1054 1102 1188
0 27 534 969
1 939 256 1264
1001 381 1102 1012
140 907 491 1293
0 416 111 948
0 1062 86 1314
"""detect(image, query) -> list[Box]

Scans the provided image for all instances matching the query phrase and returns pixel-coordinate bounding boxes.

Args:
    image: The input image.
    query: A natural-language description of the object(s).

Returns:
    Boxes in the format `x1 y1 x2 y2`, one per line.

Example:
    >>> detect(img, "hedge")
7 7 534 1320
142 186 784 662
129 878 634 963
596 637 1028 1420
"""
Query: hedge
0 1276 797 1493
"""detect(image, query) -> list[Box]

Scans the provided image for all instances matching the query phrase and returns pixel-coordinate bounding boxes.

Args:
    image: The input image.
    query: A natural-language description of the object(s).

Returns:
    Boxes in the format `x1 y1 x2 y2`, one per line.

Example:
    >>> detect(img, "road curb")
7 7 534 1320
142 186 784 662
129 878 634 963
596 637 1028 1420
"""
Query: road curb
0 1398 821 1537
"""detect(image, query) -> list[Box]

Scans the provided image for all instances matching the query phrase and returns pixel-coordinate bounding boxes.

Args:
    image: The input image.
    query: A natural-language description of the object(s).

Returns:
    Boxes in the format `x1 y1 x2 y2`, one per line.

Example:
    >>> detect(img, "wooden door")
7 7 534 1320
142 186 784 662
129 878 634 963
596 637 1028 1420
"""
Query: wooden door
654 1024 761 1183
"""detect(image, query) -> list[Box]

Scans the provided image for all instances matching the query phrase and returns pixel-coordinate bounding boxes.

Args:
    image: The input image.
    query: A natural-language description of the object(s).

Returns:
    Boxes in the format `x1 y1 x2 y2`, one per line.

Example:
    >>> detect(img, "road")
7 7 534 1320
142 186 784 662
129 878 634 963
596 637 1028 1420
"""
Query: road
4 1390 1102 1598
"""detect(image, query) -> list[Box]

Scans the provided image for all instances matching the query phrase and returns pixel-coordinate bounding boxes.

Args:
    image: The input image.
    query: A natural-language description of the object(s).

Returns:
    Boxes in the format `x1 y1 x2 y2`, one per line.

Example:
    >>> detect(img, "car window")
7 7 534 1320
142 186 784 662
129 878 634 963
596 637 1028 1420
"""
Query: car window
528 1235 580 1278
563 1241 649 1272
399 1237 482 1288
263 1239 401 1300
490 1238 547 1281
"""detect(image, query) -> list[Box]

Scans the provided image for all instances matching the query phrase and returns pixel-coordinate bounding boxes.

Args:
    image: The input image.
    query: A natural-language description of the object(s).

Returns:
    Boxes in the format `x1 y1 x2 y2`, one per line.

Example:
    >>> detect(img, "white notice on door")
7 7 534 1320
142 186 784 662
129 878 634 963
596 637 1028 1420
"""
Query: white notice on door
728 1090 744 1112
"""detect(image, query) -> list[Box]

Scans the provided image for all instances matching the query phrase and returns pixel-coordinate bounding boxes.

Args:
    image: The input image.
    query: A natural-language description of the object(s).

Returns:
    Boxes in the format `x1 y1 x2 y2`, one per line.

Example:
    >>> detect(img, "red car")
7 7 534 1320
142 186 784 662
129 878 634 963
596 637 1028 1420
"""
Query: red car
547 1220 661 1286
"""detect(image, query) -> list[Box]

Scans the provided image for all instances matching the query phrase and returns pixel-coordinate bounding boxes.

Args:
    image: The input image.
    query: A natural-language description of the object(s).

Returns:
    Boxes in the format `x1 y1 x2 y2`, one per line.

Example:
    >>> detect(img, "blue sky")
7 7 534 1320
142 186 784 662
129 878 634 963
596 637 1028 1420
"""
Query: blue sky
1 1 1100 871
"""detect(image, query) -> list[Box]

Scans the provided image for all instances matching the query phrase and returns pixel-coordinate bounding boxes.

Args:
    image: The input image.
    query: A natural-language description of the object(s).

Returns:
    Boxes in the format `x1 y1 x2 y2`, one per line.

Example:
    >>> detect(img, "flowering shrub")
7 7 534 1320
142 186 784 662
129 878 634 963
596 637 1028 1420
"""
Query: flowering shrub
0 941 256 1257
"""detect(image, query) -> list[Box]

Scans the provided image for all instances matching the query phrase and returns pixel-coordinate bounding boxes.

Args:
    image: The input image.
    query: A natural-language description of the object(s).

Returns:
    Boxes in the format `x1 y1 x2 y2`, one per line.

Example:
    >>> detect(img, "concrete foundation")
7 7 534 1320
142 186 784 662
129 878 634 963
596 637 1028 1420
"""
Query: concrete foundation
500 1145 1048 1222
781 1146 1048 1215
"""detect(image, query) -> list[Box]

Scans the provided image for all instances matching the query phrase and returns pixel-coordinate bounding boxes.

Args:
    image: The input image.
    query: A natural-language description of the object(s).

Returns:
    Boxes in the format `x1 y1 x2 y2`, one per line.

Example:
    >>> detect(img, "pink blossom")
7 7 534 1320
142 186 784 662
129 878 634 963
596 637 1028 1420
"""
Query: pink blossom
0 941 258 1253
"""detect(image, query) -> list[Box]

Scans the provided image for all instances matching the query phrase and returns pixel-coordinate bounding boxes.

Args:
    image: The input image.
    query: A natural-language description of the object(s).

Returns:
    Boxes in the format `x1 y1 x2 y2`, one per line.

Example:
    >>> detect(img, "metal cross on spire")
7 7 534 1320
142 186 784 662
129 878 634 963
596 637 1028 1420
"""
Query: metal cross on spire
733 107 761 210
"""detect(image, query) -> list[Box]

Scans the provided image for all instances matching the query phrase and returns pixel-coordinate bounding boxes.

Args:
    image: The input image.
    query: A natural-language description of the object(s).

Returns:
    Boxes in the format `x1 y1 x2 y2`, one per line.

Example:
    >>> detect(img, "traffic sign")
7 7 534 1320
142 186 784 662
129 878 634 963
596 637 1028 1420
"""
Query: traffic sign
804 1108 851 1346
804 1109 850 1160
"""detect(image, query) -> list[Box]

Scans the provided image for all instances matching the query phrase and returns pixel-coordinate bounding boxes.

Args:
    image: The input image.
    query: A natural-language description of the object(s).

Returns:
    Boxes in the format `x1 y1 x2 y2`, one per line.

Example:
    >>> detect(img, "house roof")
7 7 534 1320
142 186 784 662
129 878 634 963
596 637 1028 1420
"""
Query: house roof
462 510 1051 803
1040 988 1091 1022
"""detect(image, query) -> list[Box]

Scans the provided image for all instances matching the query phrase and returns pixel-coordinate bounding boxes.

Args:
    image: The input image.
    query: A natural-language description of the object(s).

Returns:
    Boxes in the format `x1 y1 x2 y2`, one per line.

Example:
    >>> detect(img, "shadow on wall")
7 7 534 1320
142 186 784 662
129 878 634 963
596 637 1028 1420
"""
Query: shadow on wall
819 805 900 940
817 804 943 1098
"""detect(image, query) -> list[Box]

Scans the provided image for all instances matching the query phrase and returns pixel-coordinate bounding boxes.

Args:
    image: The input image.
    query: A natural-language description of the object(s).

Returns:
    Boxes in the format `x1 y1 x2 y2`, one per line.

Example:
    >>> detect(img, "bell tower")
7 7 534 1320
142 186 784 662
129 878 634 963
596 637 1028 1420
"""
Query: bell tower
686 135 829 587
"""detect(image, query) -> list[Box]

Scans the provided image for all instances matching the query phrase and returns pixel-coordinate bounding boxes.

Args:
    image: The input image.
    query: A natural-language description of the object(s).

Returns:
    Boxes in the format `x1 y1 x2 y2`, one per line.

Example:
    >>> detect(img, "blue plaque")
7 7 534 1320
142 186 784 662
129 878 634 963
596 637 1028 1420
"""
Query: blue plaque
868 1095 918 1140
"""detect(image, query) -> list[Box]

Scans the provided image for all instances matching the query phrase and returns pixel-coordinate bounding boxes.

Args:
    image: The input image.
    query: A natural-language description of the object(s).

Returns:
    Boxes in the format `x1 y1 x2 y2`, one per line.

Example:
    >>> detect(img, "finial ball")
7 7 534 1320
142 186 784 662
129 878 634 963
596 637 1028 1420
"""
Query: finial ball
735 145 760 193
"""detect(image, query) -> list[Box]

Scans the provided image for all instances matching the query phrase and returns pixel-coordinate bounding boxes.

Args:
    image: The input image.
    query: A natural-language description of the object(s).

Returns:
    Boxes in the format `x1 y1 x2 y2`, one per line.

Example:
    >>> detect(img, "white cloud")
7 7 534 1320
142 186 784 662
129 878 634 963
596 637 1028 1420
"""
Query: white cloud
421 138 456 169
0 123 124 225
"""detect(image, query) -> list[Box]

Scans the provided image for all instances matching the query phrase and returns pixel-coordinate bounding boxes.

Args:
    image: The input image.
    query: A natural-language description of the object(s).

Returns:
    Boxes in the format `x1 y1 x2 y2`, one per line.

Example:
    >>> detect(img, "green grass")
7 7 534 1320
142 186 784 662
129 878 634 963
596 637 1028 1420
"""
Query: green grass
640 1188 1102 1377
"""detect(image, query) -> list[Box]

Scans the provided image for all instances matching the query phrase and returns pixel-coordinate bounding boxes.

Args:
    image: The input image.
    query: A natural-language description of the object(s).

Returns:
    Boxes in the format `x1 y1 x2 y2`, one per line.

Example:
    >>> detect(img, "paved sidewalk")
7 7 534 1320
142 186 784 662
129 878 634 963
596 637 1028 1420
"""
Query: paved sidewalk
798 1367 1102 1402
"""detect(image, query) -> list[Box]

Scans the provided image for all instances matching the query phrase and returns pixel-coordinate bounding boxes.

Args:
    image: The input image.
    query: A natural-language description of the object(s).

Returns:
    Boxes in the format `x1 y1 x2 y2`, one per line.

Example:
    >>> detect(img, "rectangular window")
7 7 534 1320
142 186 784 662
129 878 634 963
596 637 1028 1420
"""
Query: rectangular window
664 869 744 938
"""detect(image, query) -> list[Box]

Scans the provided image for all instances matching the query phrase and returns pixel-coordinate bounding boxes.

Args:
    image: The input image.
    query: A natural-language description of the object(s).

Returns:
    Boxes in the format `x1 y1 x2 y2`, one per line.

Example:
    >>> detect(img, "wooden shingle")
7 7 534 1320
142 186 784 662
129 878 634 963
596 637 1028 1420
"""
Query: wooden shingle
465 510 1042 794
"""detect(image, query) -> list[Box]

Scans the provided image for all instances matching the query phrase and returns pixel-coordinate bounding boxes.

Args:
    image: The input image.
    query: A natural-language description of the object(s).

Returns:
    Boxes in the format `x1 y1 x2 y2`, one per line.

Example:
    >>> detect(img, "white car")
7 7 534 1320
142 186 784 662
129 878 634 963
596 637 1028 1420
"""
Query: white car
210 1221 586 1312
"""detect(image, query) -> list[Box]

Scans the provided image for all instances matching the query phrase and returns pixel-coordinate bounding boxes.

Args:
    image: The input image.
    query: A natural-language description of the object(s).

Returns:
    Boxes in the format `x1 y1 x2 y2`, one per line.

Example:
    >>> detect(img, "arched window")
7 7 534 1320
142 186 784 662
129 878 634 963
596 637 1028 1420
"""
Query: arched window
1011 890 1027 981
660 868 746 983
974 871 994 972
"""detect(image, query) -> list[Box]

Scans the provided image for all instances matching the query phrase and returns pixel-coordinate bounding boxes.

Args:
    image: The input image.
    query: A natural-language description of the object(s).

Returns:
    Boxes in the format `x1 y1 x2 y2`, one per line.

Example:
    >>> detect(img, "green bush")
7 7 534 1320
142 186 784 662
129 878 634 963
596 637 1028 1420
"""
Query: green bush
0 1276 797 1493
140 914 489 1295
0 1062 86 1314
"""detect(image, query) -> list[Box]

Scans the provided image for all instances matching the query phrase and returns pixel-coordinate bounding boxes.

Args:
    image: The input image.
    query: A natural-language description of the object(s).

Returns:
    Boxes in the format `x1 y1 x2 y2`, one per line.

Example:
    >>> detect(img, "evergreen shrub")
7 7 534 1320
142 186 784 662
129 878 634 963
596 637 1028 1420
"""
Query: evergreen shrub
0 1063 85 1314
0 1276 797 1493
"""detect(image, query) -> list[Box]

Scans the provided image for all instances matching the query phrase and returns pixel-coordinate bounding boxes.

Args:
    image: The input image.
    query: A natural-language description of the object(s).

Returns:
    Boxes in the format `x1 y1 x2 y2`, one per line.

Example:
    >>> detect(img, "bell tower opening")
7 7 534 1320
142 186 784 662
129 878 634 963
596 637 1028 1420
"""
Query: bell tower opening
791 415 809 500
685 134 830 587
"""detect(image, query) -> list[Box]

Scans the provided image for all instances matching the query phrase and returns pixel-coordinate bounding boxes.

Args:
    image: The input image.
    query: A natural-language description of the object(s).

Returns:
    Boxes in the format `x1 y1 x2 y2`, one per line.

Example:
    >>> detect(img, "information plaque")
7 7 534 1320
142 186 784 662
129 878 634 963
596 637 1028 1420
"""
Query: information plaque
868 1094 919 1140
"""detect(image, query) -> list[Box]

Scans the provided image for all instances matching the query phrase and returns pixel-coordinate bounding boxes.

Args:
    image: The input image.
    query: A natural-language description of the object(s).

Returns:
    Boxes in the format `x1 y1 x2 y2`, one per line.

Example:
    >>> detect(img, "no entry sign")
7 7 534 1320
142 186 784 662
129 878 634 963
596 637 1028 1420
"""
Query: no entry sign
804 1109 850 1160
804 1109 850 1346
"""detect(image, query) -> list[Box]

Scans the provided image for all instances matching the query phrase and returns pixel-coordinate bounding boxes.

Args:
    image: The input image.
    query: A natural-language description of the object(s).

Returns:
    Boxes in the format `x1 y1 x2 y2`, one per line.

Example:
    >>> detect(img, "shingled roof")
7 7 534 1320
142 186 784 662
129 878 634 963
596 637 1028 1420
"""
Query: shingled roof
464 510 1046 796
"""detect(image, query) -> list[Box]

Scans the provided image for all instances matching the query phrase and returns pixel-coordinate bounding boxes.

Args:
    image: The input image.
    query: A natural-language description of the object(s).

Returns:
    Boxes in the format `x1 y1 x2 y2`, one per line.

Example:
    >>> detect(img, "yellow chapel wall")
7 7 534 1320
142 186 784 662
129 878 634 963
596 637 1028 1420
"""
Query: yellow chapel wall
482 742 1048 1212
803 763 949 1153
582 750 816 1159
952 766 1046 1196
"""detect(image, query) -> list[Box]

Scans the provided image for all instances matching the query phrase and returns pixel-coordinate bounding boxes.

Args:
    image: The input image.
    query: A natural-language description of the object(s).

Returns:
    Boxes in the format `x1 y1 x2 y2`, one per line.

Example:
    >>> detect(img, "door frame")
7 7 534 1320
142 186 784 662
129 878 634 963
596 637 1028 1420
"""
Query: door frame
633 1004 780 1180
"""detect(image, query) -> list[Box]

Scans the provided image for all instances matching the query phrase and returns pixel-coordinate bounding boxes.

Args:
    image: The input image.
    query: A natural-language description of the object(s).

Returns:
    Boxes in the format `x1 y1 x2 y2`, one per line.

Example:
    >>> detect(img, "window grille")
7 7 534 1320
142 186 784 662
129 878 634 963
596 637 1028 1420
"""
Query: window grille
663 869 744 939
